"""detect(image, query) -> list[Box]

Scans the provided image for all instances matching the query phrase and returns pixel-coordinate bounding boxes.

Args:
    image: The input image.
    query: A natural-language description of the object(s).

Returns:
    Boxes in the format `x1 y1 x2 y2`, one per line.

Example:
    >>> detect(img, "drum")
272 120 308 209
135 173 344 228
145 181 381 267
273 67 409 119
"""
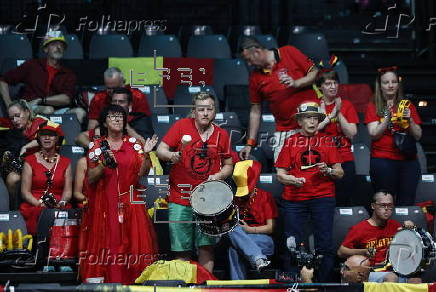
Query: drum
388 228 436 276
190 180 238 236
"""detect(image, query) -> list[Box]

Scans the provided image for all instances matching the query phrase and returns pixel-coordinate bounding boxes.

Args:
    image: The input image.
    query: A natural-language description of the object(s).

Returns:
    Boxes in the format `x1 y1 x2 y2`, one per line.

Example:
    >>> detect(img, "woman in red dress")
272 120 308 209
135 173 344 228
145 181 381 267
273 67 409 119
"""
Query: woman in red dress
80 104 159 284
19 121 72 235
1 99 47 204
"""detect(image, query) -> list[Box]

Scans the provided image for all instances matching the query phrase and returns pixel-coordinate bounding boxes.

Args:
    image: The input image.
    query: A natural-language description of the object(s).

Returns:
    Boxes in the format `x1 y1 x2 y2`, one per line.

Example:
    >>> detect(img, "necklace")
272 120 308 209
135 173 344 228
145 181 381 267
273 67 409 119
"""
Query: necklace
40 151 58 163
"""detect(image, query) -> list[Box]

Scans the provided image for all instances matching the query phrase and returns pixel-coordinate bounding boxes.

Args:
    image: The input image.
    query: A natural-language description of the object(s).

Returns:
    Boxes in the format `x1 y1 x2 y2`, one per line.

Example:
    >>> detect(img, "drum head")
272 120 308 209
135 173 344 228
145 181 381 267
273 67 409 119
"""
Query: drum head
190 180 233 215
388 229 423 276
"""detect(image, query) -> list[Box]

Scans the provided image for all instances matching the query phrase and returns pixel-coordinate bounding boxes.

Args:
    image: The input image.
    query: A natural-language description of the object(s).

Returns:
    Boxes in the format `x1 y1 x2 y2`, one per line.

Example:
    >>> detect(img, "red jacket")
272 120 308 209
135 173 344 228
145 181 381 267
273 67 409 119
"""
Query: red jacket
0 59 76 101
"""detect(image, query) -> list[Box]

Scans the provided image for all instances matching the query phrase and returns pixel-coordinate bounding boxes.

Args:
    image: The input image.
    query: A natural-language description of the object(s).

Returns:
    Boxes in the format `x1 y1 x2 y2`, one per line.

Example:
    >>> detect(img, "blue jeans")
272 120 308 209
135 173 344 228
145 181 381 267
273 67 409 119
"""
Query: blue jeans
282 197 336 282
370 158 421 206
227 225 274 280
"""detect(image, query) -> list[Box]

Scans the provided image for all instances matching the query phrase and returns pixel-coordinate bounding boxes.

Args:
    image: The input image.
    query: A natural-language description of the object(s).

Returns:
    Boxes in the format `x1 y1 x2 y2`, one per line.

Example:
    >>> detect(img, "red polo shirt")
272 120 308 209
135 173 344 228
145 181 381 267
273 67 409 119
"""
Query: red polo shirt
321 99 359 162
162 118 232 206
249 46 318 131
275 132 342 201
88 85 151 120
364 102 421 160
0 59 76 101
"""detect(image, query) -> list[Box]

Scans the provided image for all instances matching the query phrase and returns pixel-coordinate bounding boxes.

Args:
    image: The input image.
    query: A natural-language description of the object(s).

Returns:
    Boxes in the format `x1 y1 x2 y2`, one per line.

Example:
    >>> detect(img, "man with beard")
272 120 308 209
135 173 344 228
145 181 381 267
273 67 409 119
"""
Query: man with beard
157 92 233 273
0 31 85 122
275 101 344 282
338 190 420 283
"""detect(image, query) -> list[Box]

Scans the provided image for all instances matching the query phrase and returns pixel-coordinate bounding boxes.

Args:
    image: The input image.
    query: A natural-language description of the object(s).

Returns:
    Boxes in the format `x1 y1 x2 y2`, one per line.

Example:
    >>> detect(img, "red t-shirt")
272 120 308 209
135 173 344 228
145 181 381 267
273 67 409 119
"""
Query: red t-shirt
236 188 278 227
322 99 359 162
46 64 59 94
88 85 151 120
162 118 232 206
364 102 422 160
341 219 402 265
275 132 342 201
249 46 318 131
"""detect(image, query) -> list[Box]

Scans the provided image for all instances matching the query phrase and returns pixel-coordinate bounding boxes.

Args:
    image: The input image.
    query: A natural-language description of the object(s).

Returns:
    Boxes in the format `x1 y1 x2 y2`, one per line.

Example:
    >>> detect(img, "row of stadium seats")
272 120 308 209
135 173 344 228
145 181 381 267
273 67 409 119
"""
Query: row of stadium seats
0 31 331 63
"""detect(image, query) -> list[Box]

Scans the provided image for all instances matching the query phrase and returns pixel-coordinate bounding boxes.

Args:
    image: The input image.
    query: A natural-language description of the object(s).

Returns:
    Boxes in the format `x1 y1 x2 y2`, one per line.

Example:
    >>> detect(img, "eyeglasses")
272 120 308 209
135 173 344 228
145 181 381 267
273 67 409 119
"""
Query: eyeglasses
107 114 124 121
374 203 394 210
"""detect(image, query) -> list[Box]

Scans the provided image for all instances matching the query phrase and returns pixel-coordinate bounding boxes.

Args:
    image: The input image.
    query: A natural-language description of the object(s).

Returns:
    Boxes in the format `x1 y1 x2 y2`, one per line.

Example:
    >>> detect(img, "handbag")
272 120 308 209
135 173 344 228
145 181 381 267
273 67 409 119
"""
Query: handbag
394 131 417 156
48 215 79 260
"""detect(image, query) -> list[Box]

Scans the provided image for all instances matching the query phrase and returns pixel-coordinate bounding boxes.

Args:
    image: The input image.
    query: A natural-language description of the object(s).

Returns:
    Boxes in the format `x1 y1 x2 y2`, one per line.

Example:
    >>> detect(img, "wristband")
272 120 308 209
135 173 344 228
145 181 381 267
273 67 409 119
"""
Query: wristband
246 138 257 147
327 167 333 176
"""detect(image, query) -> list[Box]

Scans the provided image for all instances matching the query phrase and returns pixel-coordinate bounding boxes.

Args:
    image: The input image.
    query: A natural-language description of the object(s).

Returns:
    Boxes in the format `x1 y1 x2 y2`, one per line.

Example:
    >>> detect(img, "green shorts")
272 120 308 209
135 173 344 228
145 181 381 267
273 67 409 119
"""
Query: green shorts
168 202 217 252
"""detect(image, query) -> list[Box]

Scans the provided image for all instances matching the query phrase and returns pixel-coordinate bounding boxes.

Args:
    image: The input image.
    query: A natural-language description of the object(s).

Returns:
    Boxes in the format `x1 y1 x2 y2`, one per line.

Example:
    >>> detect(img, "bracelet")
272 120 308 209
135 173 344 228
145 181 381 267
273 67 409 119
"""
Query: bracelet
327 167 334 176
246 138 257 147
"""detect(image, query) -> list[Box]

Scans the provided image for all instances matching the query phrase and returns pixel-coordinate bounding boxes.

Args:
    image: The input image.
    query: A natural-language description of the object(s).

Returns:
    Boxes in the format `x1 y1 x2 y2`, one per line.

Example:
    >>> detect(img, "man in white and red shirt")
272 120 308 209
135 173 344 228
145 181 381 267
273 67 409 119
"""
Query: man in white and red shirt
87 67 151 130
238 37 319 162
156 92 233 273
276 101 344 282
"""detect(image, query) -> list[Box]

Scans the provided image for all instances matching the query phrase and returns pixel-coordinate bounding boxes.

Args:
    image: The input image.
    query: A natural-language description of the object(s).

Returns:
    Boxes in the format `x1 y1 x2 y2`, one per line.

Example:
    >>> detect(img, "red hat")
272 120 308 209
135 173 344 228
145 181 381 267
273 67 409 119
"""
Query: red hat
233 160 262 197
37 120 64 137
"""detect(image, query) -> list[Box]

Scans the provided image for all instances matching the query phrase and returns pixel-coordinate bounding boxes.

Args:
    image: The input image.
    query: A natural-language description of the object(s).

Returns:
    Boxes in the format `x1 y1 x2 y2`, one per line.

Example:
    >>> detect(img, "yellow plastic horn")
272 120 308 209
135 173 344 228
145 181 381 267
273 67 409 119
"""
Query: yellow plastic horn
0 232 5 252
392 99 411 129
22 234 33 251
7 229 13 250
14 229 23 249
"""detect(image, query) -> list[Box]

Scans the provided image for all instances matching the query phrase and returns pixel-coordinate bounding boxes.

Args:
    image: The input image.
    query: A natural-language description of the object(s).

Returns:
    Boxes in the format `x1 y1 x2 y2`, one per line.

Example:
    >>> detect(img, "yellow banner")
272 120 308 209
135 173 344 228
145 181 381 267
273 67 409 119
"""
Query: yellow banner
108 57 163 86
364 282 429 292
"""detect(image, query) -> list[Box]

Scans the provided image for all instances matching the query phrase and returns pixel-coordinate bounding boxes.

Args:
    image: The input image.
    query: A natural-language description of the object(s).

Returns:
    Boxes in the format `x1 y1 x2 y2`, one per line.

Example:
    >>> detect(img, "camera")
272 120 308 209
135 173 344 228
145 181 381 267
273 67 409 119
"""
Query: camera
287 236 323 270
41 191 57 208
100 140 118 168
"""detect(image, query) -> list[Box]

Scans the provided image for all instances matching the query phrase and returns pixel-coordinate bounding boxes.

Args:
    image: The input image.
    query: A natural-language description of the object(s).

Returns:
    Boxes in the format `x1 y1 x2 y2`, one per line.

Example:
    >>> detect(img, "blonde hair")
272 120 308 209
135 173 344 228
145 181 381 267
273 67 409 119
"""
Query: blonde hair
191 91 216 109
374 71 404 117
8 99 35 120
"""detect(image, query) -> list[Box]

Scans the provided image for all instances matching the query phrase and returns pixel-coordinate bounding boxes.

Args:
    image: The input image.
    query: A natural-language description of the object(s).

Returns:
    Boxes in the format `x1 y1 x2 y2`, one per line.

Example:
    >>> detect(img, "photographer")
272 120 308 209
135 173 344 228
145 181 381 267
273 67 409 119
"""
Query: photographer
80 105 158 284
20 122 72 235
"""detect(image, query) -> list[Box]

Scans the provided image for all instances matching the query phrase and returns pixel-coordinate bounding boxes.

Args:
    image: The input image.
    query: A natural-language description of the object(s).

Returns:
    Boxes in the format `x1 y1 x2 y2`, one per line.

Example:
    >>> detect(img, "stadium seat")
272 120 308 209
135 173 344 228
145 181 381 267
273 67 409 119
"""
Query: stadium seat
417 142 428 174
353 143 370 176
233 145 271 173
0 211 27 234
0 34 32 65
62 59 108 87
415 174 436 203
187 35 231 59
178 24 214 53
288 32 329 62
224 84 250 129
139 175 169 208
390 206 428 230
0 178 9 212
353 175 374 210
0 58 28 74
89 33 133 59
35 209 81 266
227 25 262 53
257 114 276 161
332 206 369 251
173 85 216 116
256 173 284 201
334 60 349 84
214 112 242 128
354 112 371 147
59 145 85 176
46 114 81 145
337 84 373 114
138 34 182 57
151 114 182 141
141 85 169 115
38 34 83 59
213 59 249 107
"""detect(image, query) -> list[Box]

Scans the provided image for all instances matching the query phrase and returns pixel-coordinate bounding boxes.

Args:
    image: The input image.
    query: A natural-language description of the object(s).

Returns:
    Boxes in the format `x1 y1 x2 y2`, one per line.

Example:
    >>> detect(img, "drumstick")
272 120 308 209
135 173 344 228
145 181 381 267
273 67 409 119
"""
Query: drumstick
301 164 317 170
179 135 192 155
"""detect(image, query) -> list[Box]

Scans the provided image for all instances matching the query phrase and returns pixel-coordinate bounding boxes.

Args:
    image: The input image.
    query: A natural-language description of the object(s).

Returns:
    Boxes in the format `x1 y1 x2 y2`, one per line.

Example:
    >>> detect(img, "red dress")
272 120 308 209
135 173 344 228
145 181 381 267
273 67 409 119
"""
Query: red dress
19 154 71 235
80 136 158 284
